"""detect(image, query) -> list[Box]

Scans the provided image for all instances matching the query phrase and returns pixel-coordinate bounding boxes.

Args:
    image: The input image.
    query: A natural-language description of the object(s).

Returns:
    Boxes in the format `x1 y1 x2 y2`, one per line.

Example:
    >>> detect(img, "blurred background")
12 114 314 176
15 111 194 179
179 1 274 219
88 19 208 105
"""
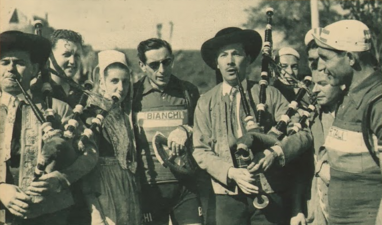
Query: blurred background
1 0 381 94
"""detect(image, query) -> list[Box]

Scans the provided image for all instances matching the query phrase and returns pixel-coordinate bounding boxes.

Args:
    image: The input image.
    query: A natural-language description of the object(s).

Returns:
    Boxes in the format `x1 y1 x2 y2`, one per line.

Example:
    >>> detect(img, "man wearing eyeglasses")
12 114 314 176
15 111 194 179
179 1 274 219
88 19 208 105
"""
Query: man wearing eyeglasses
132 38 202 225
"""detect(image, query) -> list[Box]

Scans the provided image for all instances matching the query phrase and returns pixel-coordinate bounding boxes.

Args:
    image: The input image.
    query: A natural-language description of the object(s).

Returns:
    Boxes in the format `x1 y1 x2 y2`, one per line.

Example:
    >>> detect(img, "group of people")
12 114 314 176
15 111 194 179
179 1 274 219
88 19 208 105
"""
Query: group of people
0 18 381 225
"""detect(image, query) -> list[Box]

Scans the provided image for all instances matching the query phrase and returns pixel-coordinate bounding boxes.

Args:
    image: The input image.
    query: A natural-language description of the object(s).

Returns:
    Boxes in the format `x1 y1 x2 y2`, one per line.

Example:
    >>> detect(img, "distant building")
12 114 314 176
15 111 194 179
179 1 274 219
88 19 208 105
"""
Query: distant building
1 7 53 38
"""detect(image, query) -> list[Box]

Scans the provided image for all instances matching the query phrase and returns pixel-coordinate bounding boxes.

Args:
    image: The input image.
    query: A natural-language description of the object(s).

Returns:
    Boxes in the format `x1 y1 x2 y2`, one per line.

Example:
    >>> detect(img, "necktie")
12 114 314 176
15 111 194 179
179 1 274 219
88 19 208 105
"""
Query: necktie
230 87 244 138
230 87 238 137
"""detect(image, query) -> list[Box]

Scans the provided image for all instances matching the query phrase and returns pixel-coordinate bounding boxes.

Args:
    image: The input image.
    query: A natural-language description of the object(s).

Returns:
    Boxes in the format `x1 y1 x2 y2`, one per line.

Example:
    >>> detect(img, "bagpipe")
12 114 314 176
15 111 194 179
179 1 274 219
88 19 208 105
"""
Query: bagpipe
17 21 120 183
231 8 317 209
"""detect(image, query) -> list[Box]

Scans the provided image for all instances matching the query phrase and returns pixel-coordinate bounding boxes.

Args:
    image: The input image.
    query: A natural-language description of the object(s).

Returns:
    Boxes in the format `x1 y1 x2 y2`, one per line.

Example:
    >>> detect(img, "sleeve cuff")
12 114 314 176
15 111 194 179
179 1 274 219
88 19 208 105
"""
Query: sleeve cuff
270 145 285 167
180 125 193 134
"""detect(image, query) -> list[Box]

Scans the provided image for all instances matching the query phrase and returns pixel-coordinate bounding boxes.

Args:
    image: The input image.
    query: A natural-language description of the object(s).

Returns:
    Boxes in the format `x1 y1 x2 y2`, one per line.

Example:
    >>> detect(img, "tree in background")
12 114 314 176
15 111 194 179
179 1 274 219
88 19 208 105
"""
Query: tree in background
340 0 382 63
243 0 341 77
243 0 381 78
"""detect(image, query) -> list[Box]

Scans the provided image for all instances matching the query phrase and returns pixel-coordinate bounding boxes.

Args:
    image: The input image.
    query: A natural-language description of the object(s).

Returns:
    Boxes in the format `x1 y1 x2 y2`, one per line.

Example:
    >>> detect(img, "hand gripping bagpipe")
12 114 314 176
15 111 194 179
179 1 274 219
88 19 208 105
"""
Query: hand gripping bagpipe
231 8 316 209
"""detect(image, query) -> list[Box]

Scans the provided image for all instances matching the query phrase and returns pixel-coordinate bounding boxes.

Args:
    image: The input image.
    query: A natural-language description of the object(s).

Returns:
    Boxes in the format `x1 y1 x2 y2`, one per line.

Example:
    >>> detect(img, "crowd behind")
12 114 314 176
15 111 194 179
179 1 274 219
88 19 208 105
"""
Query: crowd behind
0 18 381 225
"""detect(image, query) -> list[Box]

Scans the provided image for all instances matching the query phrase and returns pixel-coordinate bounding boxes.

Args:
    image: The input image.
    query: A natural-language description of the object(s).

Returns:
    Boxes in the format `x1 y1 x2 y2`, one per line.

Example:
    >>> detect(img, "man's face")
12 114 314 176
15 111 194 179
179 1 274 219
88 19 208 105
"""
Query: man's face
102 67 130 103
312 70 342 107
216 43 250 86
317 47 353 86
139 47 173 90
51 39 82 78
279 55 299 82
0 50 38 94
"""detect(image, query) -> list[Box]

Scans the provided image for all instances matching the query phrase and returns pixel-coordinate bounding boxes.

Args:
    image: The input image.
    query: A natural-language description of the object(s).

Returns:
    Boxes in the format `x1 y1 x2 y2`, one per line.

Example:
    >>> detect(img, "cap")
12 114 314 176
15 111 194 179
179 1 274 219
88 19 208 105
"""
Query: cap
312 20 371 52
278 47 300 59
304 29 315 46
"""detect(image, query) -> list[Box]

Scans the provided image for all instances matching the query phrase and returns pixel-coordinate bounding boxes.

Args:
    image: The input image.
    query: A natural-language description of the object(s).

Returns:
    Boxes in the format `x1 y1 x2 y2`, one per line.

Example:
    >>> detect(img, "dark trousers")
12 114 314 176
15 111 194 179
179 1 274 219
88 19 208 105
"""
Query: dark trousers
214 193 289 225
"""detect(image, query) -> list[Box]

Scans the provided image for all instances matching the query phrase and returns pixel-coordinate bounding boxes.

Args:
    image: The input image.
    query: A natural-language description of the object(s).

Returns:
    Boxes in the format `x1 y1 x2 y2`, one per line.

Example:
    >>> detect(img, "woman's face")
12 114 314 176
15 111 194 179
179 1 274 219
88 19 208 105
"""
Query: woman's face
103 67 130 102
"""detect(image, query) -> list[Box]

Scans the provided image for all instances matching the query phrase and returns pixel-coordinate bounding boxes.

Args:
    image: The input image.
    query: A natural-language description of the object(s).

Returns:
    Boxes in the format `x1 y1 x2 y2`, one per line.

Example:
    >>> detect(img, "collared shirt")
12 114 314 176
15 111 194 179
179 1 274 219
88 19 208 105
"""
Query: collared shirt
193 80 312 194
0 92 25 109
0 91 12 108
134 75 199 114
222 80 248 138
222 80 285 161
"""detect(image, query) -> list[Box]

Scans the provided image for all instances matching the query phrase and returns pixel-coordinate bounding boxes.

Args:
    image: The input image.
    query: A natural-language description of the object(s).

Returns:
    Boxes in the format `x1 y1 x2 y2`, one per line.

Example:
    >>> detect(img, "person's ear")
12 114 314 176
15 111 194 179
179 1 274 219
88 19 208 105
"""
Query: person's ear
346 52 356 66
31 63 40 76
99 77 106 94
171 56 175 69
139 60 146 72
245 55 252 65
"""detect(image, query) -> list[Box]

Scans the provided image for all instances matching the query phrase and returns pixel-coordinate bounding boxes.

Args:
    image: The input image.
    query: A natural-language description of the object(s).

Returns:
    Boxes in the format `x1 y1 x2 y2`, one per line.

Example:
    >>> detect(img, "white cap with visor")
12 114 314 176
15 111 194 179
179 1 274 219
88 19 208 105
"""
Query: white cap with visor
312 19 371 52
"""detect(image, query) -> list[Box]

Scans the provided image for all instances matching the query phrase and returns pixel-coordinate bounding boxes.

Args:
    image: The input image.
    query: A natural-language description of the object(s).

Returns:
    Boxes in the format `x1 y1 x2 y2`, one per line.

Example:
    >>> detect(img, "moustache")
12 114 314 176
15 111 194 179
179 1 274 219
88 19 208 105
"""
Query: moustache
226 67 238 72
2 73 19 80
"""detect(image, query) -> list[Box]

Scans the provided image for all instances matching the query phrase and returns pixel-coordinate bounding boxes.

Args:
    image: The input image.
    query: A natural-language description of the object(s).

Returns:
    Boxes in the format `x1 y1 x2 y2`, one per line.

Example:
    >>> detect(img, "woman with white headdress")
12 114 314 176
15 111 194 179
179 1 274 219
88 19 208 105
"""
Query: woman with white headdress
82 50 141 225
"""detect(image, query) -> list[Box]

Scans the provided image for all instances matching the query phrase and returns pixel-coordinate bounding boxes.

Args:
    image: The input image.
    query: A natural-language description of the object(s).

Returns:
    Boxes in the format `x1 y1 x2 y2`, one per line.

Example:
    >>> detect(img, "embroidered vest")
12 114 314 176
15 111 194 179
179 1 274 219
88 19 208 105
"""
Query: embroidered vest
0 103 74 222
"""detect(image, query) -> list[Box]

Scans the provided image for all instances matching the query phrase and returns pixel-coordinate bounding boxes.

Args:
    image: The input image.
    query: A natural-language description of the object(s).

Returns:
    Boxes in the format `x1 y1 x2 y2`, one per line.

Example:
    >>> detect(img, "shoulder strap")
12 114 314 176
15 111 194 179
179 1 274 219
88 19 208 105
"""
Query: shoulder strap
362 92 382 167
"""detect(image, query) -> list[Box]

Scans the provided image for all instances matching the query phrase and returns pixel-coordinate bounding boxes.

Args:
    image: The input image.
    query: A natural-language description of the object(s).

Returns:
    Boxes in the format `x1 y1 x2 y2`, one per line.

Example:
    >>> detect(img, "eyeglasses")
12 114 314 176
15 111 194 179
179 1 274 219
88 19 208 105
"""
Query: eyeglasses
146 58 173 71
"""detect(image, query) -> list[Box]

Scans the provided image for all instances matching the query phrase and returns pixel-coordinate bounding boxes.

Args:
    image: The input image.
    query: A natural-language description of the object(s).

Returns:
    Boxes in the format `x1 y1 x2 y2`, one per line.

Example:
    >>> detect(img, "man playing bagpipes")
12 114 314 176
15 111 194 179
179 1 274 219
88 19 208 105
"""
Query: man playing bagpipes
132 38 202 225
0 31 98 225
192 27 313 225
312 20 382 225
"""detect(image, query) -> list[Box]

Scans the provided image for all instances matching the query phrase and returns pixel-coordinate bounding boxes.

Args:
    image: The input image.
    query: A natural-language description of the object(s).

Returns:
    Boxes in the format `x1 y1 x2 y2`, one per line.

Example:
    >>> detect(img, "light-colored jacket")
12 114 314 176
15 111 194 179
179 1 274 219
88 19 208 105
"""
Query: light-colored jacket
193 81 313 194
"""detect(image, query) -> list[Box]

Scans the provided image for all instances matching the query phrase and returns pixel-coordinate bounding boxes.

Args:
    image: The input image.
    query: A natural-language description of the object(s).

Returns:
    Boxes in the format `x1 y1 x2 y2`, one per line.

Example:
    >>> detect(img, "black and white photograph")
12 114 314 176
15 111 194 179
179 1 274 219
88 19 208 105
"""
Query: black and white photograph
0 0 381 224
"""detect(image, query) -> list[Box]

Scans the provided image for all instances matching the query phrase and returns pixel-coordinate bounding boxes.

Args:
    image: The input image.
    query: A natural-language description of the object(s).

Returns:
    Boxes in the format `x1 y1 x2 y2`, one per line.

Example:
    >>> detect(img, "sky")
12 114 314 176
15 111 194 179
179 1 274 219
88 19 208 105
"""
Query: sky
0 0 259 50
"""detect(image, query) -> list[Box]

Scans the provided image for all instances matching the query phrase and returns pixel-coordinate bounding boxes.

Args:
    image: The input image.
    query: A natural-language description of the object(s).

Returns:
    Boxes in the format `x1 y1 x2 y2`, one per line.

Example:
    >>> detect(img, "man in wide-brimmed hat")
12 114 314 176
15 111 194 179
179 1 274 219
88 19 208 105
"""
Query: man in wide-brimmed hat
193 27 313 224
0 31 98 225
